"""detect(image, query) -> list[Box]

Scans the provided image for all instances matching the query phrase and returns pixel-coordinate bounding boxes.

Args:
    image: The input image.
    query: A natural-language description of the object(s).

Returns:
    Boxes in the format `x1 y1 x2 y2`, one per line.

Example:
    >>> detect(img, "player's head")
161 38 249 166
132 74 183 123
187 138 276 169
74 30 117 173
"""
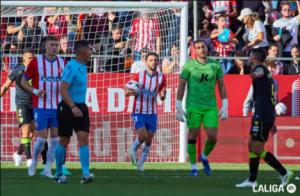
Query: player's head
145 52 159 71
23 48 34 67
44 35 59 57
193 40 208 59
249 49 267 65
74 40 92 63
268 43 279 58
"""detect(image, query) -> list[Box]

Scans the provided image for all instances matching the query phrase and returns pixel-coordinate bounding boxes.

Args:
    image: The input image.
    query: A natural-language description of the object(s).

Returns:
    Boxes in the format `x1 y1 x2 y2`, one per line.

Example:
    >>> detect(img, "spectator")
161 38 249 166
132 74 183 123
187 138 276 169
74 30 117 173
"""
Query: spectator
266 43 284 75
228 51 251 74
129 11 161 61
17 15 42 53
283 44 300 75
238 8 269 54
59 36 72 62
162 43 180 73
211 14 238 73
237 0 266 21
265 10 280 45
5 7 25 43
209 0 238 28
130 48 148 73
2 42 20 71
157 8 180 57
273 1 300 57
45 7 70 39
94 24 128 72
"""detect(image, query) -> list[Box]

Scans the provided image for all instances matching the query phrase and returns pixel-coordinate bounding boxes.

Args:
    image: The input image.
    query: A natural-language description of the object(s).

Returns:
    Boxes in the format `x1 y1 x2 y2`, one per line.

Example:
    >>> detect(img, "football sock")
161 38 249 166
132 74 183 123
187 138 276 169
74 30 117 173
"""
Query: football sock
21 138 31 159
41 141 48 164
203 139 216 157
45 137 59 171
79 145 90 176
132 137 141 152
33 137 46 164
55 143 66 176
139 144 151 164
249 152 260 182
187 139 196 165
261 150 287 176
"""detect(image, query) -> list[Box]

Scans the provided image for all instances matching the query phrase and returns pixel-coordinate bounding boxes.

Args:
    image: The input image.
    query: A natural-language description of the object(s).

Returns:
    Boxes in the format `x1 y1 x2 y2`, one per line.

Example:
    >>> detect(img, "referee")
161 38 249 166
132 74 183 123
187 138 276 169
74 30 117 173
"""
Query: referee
55 40 94 184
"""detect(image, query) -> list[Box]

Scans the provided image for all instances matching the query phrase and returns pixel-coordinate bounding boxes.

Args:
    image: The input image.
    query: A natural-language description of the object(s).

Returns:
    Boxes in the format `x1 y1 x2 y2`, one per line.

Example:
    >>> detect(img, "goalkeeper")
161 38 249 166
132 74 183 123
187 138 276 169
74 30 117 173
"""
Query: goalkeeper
176 40 228 176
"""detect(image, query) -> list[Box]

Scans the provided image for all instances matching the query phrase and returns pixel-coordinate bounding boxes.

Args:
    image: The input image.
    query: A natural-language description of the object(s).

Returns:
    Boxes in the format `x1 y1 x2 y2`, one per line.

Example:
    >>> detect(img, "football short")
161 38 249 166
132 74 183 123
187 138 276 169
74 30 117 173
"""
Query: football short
16 105 33 127
185 108 218 129
33 108 58 131
250 115 274 142
57 101 90 137
132 114 157 133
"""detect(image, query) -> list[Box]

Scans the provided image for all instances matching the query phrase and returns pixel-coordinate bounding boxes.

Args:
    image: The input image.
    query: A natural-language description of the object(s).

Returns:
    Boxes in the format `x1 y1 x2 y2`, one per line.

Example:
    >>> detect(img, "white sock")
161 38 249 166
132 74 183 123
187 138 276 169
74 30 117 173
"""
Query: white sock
138 144 151 165
45 137 59 171
33 137 46 164
201 152 207 160
191 164 198 170
132 137 141 153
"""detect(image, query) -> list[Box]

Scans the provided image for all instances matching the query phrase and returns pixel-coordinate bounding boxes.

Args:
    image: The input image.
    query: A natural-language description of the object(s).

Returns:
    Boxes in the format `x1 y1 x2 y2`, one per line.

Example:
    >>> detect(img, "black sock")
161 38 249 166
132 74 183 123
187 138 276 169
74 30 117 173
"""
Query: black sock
17 144 24 155
41 141 48 164
24 143 31 159
249 157 260 182
264 151 287 176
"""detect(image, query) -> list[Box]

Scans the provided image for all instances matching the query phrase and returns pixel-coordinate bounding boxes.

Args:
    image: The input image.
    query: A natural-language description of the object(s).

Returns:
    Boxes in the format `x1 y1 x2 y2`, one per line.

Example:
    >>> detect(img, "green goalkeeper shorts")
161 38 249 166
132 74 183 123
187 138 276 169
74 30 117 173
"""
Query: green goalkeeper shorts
185 108 219 129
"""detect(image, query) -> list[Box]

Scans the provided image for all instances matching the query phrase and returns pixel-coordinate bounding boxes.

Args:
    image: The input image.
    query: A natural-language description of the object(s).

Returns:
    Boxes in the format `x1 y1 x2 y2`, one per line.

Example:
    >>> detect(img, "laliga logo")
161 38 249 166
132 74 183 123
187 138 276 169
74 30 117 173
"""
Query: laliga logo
253 184 297 194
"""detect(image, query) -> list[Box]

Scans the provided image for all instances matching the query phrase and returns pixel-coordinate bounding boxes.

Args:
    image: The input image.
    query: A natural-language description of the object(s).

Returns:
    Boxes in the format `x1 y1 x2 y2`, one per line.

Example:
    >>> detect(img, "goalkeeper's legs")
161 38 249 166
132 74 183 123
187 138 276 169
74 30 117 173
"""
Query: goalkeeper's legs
200 128 217 176
187 129 199 176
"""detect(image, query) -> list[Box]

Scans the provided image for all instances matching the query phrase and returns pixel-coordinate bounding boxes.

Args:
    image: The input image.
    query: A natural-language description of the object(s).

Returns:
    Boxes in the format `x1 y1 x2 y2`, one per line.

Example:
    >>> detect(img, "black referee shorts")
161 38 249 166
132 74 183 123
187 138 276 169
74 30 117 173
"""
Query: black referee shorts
250 115 274 142
57 101 90 137
16 105 34 127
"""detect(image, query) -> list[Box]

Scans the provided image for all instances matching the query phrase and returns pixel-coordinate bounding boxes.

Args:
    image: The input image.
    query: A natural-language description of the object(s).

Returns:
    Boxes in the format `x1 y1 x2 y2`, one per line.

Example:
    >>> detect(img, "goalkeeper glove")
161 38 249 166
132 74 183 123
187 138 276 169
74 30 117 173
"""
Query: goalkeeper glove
176 100 185 122
219 98 228 120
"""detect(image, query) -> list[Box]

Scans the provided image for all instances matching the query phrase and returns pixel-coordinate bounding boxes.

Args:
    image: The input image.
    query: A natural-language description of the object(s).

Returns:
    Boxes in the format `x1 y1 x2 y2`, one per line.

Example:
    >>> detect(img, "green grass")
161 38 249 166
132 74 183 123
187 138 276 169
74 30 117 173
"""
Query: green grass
1 162 299 196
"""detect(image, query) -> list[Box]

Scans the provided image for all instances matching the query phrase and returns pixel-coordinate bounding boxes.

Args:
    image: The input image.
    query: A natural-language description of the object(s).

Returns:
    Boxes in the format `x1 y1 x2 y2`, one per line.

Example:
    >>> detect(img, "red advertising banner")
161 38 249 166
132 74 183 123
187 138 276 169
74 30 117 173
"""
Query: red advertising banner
1 73 299 163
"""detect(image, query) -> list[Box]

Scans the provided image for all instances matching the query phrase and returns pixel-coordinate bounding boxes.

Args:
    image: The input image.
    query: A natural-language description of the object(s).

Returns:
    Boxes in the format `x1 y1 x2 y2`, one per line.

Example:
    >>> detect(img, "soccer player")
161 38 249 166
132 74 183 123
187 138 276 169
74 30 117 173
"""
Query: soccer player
55 40 94 184
1 48 35 167
21 35 65 178
236 49 293 188
127 52 166 171
176 40 228 176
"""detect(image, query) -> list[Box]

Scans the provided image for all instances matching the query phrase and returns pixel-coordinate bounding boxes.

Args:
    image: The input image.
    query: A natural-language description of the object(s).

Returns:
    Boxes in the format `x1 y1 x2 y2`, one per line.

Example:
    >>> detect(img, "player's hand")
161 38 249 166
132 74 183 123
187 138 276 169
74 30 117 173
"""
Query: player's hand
160 87 166 101
176 100 185 122
71 106 83 118
115 42 125 49
32 89 45 97
219 98 228 120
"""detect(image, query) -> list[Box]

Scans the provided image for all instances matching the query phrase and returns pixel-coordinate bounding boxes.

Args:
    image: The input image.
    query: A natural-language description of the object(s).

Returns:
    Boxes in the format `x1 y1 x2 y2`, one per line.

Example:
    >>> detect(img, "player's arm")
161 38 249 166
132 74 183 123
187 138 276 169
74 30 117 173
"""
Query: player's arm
176 77 187 122
158 75 167 101
217 73 228 120
21 60 44 97
0 78 13 97
60 80 83 118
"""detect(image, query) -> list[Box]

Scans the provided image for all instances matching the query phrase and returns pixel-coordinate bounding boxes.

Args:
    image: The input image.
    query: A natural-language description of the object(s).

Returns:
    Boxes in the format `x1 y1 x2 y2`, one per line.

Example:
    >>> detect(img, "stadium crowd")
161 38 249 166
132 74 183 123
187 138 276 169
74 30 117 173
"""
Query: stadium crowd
1 0 300 75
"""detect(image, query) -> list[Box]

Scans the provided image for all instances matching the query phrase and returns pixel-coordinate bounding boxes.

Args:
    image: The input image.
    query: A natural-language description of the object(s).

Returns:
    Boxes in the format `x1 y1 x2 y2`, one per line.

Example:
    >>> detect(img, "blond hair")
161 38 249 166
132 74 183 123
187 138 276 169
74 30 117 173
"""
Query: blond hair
244 13 260 29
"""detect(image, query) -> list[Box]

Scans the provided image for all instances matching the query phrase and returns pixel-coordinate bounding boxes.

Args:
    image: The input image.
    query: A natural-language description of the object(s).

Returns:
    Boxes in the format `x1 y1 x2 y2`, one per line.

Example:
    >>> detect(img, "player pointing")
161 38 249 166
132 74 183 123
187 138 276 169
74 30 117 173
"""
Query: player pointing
126 52 166 171
176 40 228 176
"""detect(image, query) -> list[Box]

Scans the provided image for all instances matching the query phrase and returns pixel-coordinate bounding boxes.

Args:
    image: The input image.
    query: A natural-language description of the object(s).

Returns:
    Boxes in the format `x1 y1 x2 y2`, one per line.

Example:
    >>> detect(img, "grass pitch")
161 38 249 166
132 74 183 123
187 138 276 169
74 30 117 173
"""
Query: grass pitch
1 162 299 196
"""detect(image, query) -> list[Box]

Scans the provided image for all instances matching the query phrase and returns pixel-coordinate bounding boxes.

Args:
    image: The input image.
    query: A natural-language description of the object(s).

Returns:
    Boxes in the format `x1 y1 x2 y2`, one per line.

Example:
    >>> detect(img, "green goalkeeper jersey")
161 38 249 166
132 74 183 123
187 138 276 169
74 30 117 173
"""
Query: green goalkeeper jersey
180 58 224 110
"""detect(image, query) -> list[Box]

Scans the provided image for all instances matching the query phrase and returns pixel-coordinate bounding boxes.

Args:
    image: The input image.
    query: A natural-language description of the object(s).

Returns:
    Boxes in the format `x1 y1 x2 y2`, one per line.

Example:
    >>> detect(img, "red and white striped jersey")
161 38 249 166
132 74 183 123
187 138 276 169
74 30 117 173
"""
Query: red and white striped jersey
24 54 65 109
130 17 160 52
132 70 166 114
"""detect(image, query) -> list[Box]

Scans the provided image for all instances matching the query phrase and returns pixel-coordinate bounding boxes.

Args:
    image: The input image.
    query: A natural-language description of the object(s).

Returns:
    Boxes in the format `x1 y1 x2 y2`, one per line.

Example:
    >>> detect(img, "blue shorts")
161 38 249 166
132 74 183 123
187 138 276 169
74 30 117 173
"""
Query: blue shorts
132 114 157 133
33 108 58 131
